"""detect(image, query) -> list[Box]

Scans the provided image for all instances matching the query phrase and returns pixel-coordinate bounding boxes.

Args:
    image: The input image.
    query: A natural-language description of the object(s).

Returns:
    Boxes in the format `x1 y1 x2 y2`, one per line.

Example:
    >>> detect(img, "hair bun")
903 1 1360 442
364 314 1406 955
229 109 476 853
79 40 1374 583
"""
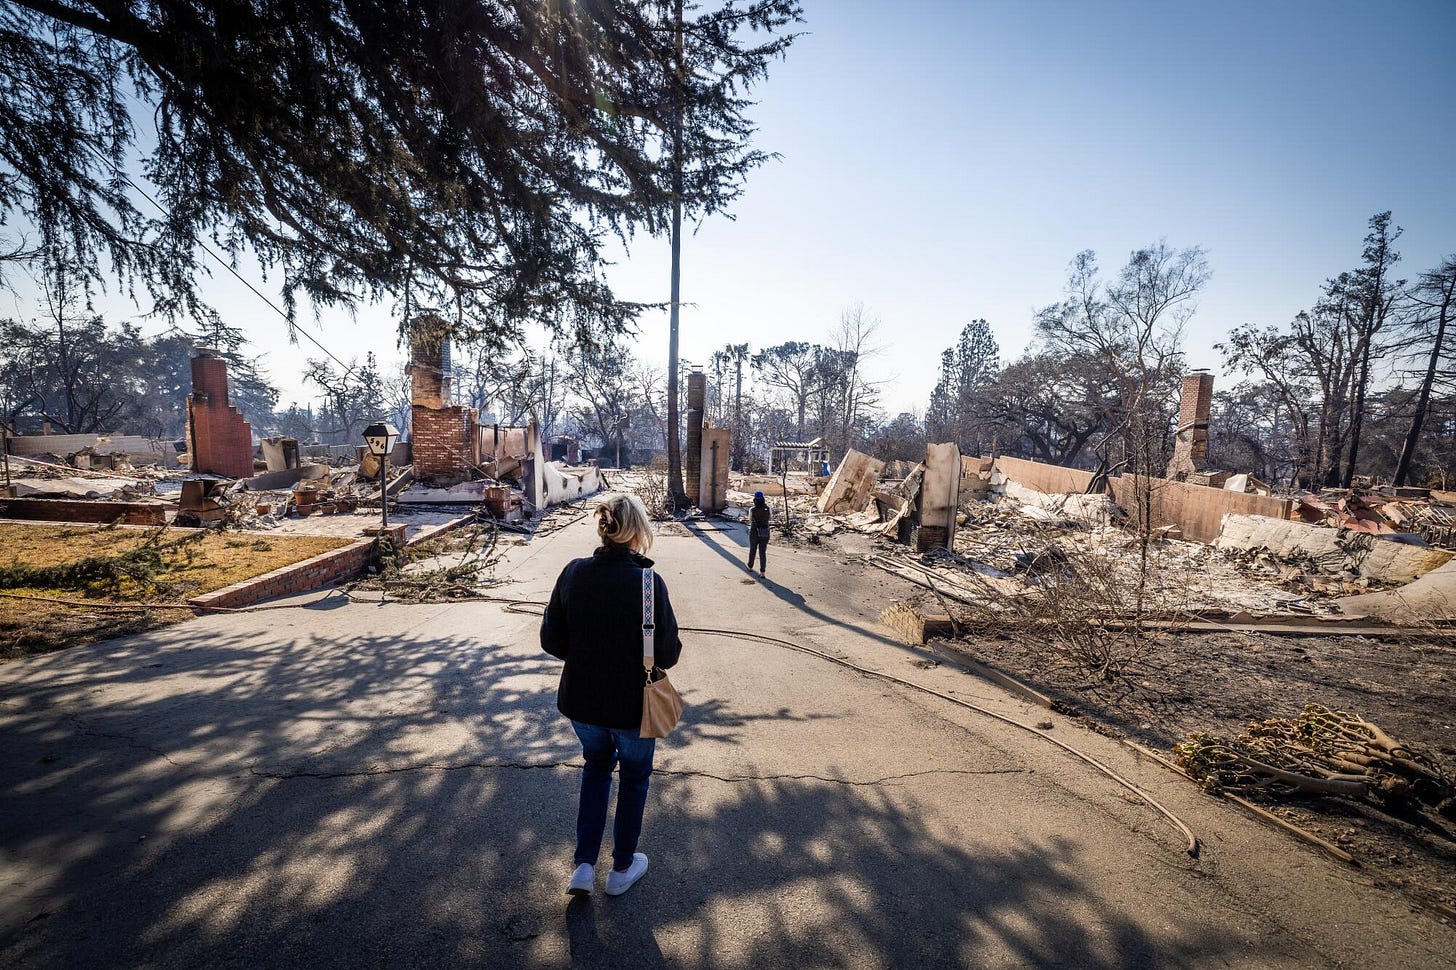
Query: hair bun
596 504 619 538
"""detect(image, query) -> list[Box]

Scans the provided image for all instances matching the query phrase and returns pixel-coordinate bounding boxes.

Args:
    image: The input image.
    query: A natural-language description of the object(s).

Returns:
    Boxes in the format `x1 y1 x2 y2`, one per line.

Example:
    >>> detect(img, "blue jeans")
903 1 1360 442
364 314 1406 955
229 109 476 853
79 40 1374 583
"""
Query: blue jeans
571 719 656 871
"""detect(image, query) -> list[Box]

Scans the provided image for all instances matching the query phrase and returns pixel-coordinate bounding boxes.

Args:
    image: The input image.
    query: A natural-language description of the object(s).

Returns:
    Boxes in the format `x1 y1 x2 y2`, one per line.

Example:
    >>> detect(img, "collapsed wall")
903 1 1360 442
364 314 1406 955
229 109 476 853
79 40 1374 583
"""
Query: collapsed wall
6 434 169 461
1215 513 1453 584
997 477 1120 526
817 449 884 513
1336 559 1456 623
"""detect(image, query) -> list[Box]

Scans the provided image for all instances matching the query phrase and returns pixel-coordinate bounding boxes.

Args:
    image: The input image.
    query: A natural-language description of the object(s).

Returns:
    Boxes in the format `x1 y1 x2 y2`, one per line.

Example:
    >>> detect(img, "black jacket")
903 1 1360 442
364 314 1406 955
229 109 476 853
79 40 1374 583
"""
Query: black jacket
750 503 771 537
540 545 683 729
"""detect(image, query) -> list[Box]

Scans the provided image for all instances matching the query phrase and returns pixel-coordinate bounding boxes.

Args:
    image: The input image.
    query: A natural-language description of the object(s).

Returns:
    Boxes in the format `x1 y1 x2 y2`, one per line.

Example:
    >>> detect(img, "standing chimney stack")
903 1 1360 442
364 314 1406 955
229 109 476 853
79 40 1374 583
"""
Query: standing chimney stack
1166 370 1214 481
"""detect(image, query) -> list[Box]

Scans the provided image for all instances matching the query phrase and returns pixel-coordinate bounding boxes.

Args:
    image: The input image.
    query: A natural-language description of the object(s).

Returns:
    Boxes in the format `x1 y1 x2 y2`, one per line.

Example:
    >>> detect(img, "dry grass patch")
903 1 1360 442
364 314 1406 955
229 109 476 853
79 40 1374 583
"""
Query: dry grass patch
0 523 353 660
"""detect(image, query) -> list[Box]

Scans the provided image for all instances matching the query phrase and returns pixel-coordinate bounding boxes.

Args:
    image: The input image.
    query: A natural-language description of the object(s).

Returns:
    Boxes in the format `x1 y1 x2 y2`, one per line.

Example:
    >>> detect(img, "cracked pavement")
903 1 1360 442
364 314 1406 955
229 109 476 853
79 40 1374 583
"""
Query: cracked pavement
2 512 1452 968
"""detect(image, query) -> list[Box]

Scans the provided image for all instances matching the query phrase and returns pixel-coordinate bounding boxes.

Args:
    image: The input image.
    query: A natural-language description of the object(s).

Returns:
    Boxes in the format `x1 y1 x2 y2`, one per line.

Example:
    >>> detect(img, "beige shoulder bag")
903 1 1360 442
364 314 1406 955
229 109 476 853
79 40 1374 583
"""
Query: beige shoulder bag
640 567 684 738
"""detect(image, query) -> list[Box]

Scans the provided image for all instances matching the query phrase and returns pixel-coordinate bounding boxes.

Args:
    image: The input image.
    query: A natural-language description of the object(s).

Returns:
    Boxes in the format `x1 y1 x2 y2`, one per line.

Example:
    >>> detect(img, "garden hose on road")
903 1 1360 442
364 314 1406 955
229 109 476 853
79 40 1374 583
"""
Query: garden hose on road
685 625 1200 858
501 599 1200 858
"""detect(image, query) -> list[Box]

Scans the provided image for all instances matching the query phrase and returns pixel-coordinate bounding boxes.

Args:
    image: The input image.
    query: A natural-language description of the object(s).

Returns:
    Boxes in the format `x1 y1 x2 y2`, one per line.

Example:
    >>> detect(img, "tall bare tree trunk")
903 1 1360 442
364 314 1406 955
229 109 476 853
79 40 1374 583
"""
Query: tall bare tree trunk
733 351 744 470
665 0 687 509
1395 276 1454 485
1343 347 1373 488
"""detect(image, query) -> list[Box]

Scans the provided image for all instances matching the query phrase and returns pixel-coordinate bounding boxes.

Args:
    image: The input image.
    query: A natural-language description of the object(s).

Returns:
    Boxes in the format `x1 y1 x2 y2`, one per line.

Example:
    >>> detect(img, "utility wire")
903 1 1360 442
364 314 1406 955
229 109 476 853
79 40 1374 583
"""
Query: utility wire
79 142 357 377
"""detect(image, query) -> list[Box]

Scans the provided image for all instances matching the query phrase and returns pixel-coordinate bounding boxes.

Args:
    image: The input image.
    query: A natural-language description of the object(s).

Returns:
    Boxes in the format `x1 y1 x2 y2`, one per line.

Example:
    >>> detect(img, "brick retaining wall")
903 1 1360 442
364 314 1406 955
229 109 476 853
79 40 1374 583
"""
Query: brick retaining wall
188 524 407 610
0 497 167 526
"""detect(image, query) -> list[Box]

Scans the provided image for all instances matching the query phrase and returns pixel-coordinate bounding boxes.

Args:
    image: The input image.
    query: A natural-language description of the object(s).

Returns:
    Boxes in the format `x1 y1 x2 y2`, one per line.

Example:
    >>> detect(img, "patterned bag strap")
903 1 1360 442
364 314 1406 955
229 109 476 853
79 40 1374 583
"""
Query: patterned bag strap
641 566 655 674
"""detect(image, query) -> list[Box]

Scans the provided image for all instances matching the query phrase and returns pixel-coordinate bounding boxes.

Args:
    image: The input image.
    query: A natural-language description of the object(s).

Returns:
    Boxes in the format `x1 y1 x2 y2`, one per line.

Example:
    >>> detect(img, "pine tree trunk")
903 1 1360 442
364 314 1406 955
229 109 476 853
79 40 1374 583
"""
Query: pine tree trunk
1343 348 1372 488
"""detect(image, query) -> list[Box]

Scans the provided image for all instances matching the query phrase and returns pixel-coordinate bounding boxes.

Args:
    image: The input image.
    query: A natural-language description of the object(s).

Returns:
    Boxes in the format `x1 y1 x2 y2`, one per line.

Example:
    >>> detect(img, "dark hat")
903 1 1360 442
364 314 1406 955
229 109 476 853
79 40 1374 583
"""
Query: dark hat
753 490 765 501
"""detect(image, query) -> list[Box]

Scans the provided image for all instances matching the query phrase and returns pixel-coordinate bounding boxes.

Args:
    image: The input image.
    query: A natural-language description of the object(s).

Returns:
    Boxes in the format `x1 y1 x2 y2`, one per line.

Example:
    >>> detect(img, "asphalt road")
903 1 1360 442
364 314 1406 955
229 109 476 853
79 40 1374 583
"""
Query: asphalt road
1 511 1452 969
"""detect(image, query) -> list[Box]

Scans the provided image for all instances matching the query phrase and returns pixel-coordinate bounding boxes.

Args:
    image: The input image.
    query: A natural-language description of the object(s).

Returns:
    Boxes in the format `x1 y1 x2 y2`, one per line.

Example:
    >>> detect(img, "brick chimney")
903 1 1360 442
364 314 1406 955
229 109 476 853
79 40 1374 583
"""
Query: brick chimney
186 349 255 478
408 316 476 485
408 316 451 409
1165 370 1214 481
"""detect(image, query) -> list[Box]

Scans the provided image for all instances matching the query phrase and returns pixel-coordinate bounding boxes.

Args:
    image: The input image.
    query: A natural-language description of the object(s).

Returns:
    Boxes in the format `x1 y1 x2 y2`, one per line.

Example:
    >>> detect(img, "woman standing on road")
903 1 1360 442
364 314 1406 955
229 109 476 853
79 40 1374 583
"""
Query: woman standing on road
748 490 771 576
541 492 682 898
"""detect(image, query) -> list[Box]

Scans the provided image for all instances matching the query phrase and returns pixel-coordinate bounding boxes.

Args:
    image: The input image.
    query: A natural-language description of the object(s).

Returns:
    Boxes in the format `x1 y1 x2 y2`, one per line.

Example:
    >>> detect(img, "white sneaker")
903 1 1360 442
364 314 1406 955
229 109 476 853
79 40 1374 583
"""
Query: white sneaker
566 862 595 896
604 853 649 896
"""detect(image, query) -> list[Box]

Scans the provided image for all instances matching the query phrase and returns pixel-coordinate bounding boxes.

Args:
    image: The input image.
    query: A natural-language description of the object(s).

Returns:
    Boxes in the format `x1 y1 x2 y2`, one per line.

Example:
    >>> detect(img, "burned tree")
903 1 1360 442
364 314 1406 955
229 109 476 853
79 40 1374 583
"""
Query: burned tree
1221 214 1409 489
710 342 751 470
753 341 824 440
983 350 1117 466
1394 255 1456 486
1034 243 1205 478
303 354 385 445
0 253 143 434
824 304 884 458
1336 212 1404 487
562 340 663 467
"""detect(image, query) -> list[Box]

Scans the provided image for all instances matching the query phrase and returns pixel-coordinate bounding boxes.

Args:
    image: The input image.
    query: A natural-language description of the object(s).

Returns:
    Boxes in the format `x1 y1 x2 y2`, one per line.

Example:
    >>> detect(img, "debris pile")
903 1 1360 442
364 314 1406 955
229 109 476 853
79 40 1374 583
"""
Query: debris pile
734 443 1456 639
1295 489 1456 548
3 347 603 537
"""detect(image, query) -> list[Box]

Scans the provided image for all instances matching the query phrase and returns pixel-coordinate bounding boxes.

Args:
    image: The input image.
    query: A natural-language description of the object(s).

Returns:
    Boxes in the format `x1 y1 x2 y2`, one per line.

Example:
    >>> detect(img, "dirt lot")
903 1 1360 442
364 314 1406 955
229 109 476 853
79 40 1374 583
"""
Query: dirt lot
943 623 1456 917
0 523 353 660
826 509 1456 925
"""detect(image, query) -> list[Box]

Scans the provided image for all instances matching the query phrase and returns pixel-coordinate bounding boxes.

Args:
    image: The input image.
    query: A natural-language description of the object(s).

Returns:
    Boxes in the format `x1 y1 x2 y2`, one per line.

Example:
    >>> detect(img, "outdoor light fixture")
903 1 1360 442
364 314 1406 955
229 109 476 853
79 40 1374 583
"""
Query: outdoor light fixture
362 421 399 530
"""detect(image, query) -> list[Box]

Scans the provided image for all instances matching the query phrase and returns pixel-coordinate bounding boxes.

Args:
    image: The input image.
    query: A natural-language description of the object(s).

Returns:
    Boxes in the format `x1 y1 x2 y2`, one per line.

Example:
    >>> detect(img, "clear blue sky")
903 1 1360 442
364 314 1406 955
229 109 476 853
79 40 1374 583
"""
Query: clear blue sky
15 0 1453 418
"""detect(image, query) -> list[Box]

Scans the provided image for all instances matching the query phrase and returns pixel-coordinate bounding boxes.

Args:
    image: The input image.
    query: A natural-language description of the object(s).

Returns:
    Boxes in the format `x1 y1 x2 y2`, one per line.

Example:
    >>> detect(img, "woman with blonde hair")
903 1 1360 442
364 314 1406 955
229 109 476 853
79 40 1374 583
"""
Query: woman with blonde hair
541 492 682 897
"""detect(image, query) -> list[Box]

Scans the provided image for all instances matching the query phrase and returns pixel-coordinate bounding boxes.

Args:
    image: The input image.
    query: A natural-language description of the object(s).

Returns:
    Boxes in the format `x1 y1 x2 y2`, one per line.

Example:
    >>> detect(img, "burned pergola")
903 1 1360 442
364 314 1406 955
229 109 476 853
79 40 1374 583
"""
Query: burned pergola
769 437 830 475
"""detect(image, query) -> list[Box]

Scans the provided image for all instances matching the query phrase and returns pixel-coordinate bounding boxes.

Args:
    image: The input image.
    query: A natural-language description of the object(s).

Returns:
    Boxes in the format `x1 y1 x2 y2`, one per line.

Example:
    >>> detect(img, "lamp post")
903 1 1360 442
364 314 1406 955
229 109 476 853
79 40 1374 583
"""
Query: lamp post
362 422 399 530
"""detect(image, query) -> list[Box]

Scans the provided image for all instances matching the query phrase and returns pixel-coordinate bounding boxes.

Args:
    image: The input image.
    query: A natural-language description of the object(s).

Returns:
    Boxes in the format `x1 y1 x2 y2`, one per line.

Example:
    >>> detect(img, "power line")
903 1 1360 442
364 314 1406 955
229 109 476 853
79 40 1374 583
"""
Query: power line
79 142 358 377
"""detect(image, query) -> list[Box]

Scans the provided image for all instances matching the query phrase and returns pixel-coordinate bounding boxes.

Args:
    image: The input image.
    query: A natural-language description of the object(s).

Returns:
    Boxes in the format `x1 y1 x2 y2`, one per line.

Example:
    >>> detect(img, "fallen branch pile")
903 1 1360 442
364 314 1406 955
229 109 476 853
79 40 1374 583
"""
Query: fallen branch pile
1174 704 1455 831
354 517 503 602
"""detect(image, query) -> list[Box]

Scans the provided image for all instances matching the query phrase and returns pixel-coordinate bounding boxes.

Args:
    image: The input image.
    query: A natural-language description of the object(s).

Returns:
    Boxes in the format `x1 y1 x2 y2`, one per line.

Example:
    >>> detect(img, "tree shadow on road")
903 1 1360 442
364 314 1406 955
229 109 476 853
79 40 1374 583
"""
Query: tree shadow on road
0 611 1271 969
